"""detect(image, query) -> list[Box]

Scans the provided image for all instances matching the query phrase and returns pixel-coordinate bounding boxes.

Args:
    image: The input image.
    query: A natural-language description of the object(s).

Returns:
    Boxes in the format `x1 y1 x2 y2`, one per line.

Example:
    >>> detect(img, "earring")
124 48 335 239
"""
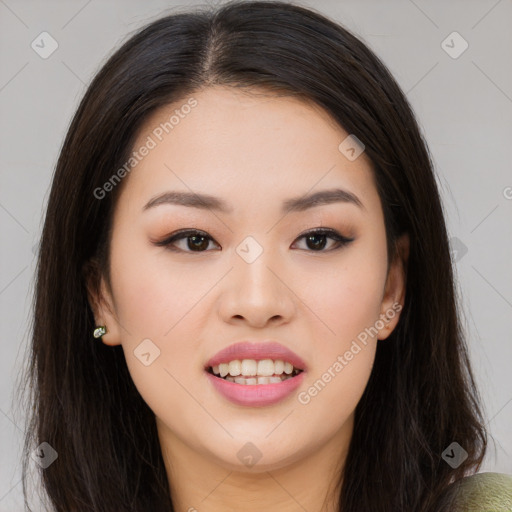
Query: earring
93 325 107 338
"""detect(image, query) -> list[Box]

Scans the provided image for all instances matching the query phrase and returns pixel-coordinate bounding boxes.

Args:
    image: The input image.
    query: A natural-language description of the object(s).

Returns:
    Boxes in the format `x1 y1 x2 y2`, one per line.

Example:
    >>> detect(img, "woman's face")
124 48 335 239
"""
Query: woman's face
90 85 407 474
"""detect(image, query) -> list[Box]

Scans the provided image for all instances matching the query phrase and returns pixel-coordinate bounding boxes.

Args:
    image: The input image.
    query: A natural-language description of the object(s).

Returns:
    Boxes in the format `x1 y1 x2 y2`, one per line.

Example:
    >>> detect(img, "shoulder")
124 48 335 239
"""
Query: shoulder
442 472 512 511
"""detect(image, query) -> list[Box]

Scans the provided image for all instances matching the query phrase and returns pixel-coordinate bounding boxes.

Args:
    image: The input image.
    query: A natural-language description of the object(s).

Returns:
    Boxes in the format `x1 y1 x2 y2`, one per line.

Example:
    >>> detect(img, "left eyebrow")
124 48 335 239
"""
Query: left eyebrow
281 187 366 214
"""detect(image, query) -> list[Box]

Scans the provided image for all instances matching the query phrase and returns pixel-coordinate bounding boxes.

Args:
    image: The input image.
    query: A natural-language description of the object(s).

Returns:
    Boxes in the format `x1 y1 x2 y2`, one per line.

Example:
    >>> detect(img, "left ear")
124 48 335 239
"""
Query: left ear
377 233 409 340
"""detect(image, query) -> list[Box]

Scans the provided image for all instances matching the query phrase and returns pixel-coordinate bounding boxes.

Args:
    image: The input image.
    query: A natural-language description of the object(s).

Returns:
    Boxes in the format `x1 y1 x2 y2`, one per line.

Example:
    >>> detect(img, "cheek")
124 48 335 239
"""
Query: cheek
109 231 215 338
108 235 213 392
296 253 384 425
297 340 376 439
110 243 212 425
298 245 388 344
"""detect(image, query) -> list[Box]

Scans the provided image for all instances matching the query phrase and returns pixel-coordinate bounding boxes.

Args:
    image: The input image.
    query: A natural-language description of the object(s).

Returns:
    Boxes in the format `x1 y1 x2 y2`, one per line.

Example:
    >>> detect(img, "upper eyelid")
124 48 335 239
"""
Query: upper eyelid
160 227 343 240
155 227 352 250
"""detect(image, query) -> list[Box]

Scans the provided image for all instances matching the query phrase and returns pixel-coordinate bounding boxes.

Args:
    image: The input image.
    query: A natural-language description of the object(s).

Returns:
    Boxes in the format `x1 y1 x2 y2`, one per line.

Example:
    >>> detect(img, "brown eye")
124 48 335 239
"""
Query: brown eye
305 233 328 250
154 229 220 253
292 228 354 252
185 234 210 251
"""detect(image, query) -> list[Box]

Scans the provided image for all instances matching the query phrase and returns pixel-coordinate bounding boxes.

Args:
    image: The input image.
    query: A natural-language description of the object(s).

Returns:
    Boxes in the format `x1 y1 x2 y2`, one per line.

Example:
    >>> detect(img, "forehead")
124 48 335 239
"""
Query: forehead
118 85 379 216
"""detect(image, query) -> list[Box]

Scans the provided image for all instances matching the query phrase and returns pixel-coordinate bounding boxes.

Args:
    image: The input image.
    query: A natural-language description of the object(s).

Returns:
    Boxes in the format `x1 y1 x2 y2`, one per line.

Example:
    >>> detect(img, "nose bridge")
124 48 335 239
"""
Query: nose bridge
218 234 295 326
234 234 280 295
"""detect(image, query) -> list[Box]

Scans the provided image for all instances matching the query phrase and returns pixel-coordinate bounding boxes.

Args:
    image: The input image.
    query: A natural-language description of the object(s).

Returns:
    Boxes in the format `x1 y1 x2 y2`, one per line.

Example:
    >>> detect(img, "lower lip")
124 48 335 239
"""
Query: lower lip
205 370 305 407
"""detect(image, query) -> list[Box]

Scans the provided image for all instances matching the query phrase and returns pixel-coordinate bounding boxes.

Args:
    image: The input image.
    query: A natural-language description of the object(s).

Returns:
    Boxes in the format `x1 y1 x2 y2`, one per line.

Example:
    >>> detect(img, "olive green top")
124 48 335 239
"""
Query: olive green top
442 472 512 511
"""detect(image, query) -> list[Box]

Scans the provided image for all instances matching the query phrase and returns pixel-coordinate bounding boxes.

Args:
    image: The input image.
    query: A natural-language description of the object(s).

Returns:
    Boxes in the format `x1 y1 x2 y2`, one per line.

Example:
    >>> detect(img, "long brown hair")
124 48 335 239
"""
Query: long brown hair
17 1 487 510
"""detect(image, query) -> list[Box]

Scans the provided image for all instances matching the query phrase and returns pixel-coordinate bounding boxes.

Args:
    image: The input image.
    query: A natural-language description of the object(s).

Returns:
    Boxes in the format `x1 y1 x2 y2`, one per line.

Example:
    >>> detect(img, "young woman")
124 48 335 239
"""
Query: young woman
20 1 507 510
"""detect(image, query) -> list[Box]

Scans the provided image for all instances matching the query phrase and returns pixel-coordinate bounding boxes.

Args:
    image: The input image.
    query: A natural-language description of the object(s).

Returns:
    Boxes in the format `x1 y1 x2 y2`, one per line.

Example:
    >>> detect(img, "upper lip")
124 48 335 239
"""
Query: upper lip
205 340 307 371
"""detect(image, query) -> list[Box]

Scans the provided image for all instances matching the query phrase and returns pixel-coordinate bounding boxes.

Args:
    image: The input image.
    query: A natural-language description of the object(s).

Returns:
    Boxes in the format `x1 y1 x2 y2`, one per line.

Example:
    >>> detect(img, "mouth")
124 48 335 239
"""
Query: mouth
204 340 307 405
206 359 304 385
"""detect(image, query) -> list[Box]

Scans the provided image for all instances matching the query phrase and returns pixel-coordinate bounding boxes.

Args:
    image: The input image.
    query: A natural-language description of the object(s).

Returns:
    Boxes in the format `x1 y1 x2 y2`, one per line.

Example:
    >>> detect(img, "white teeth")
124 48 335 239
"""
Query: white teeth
209 358 303 383
219 363 230 377
228 360 241 376
257 359 274 376
241 359 258 376
222 374 294 385
274 360 284 374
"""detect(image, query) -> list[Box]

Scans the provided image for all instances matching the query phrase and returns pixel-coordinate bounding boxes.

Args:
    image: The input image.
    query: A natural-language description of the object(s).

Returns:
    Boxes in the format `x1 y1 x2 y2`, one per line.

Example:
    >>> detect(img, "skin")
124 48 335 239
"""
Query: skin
88 85 409 512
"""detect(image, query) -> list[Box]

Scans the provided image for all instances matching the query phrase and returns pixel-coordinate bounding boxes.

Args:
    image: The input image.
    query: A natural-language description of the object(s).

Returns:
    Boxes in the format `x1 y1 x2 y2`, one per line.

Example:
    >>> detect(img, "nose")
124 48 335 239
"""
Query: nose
216 245 296 329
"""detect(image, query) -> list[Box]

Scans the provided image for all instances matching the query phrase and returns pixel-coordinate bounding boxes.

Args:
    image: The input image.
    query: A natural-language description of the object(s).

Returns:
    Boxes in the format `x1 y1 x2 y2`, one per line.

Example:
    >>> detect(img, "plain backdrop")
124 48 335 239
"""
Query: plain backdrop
1 0 511 509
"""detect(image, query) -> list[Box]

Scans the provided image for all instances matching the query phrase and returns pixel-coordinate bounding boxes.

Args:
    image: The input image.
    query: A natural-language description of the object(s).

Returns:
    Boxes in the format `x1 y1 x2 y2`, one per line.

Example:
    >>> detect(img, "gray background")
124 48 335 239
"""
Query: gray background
1 0 511 509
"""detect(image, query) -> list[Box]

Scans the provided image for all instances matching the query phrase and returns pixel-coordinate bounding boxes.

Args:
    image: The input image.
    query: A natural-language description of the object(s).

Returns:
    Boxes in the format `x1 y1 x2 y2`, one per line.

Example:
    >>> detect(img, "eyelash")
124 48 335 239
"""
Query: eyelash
154 228 354 253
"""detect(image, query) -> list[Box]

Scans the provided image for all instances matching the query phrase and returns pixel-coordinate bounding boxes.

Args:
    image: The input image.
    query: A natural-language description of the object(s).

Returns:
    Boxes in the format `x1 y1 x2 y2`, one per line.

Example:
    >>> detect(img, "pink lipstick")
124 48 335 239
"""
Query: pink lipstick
204 340 307 407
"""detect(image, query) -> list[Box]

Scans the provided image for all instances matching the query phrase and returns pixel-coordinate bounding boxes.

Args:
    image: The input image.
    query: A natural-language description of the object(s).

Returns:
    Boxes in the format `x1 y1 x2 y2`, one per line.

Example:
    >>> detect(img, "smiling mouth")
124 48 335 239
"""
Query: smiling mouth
206 359 304 385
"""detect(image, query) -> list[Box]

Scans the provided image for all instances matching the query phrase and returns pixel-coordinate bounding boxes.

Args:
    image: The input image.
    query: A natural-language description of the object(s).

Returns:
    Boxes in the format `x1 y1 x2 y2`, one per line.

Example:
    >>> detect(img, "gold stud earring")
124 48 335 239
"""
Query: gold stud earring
93 325 107 338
